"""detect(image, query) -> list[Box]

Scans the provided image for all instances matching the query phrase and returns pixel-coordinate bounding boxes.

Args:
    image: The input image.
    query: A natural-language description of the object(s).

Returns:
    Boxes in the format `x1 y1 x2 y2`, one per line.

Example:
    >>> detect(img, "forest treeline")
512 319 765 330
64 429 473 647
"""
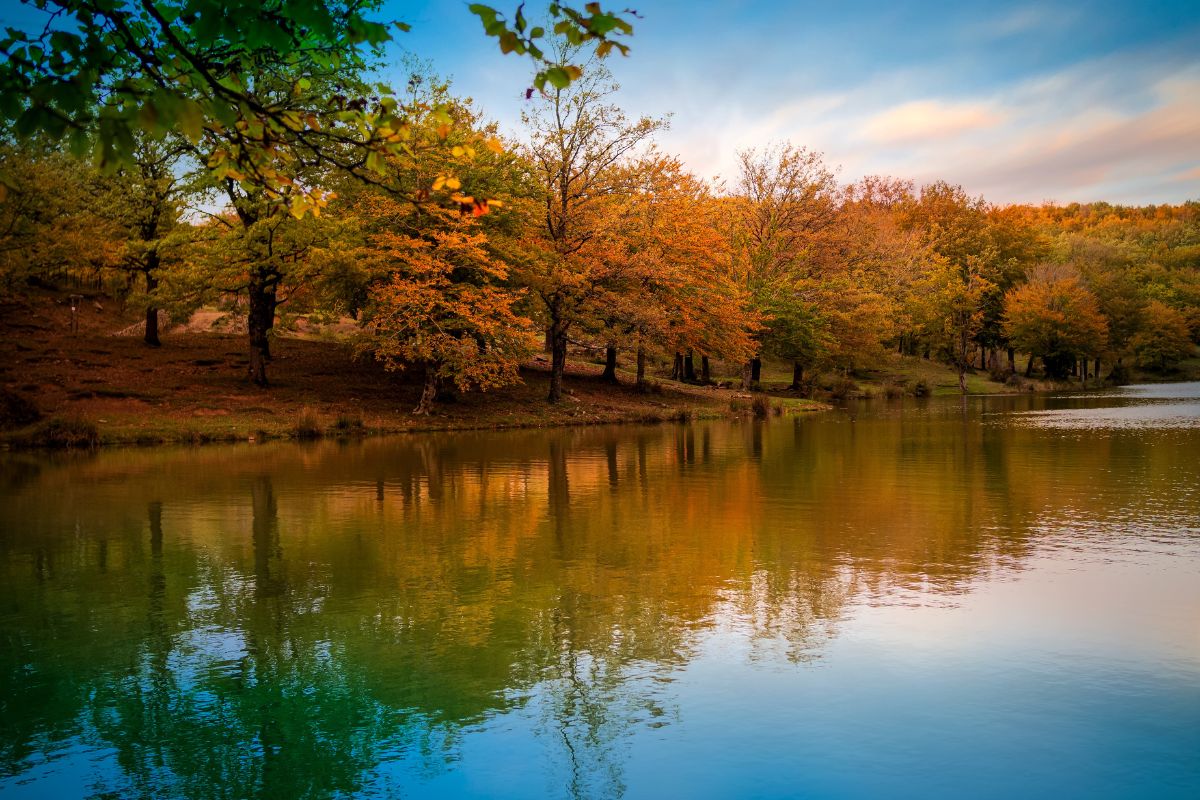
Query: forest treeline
2 46 1197 411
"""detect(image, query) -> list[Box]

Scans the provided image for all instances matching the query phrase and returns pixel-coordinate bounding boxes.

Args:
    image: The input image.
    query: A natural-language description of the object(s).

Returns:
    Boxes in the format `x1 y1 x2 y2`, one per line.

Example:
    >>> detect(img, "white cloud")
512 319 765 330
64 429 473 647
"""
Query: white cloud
654 47 1200 204
863 100 1002 144
967 5 1080 39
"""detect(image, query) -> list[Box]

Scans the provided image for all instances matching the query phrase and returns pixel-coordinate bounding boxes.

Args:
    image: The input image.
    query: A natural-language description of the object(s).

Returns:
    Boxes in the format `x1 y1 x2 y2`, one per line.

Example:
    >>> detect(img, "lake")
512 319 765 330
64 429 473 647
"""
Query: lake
2 384 1198 799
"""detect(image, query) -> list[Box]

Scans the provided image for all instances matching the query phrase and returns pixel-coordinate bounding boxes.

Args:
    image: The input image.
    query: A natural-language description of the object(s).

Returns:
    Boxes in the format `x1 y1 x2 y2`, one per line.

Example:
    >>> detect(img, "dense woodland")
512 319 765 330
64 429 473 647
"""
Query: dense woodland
0 2 1197 415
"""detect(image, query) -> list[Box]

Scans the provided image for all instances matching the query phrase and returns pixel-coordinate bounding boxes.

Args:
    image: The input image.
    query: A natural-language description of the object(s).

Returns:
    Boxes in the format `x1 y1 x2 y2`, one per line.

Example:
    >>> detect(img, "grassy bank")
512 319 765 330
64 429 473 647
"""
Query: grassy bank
0 289 825 449
753 348 1200 400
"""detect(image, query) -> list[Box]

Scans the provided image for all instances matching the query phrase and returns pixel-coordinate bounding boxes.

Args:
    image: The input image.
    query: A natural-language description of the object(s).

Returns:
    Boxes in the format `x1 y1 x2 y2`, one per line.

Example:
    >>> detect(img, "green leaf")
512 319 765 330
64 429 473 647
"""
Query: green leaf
176 99 204 142
14 105 45 138
544 67 571 89
67 127 90 157
468 4 498 26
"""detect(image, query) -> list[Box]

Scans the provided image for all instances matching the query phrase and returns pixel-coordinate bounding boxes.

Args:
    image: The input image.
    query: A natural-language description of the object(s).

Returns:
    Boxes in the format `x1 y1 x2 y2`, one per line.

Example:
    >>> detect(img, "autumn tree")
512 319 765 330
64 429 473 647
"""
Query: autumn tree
356 201 537 413
1131 299 1193 372
899 182 1002 391
1002 264 1108 379
520 54 664 402
913 256 992 391
731 143 840 387
602 157 757 388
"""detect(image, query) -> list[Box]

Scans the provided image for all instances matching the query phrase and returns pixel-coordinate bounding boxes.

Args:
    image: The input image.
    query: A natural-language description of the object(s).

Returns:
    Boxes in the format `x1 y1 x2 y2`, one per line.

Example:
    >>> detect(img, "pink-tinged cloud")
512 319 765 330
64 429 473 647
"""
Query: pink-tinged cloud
911 70 1200 202
1174 166 1200 183
864 100 1002 144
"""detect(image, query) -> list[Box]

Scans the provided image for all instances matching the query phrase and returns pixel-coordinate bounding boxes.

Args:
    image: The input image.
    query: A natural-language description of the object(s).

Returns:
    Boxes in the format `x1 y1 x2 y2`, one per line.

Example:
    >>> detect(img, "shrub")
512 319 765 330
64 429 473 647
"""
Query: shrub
912 379 930 397
882 380 906 399
750 394 772 419
8 416 99 449
333 413 365 433
291 407 323 440
1106 362 1132 385
829 376 858 400
989 364 1014 383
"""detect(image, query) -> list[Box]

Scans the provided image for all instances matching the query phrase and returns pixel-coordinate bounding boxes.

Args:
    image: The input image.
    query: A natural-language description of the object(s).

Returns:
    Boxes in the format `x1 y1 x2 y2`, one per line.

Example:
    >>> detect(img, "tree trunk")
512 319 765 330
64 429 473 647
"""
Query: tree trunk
143 269 160 347
791 361 804 391
958 329 970 393
601 345 618 384
1007 347 1016 373
750 357 762 384
683 350 696 382
671 351 683 380
547 314 569 403
260 287 277 362
247 278 272 387
636 346 647 390
701 355 711 383
414 367 438 415
1024 354 1035 377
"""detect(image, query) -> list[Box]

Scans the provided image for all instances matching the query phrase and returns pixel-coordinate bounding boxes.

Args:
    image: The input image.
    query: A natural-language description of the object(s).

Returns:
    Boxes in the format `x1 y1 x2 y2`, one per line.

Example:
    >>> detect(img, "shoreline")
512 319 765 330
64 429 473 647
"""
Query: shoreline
3 290 1193 452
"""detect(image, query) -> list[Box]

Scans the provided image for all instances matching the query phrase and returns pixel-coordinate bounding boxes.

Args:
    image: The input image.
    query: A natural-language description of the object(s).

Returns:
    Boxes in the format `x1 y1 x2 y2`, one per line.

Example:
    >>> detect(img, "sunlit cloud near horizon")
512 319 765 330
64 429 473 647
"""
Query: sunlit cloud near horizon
387 0 1199 205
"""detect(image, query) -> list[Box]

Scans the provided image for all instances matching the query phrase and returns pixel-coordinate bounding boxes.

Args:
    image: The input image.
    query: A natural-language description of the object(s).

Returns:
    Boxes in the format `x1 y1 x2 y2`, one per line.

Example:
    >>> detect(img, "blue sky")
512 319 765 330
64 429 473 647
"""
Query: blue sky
385 0 1200 205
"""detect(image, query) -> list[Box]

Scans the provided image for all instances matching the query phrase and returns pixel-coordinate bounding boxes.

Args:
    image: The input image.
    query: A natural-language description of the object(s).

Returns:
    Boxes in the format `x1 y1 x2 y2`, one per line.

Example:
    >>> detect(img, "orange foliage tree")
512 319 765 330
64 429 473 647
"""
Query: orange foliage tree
1003 264 1108 379
356 199 537 414
1131 300 1194 372
597 156 757 387
519 57 666 401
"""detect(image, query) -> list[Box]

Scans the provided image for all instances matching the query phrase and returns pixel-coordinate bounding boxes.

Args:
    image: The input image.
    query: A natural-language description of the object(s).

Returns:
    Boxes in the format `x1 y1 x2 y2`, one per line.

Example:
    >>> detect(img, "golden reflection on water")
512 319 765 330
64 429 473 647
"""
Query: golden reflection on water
1 387 1199 799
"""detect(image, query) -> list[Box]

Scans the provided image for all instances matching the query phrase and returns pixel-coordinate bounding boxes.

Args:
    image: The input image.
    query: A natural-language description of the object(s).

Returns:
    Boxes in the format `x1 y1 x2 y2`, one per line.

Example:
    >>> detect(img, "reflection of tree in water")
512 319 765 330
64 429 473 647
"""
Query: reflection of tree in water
4 414 1187 798
534 446 683 800
73 482 412 799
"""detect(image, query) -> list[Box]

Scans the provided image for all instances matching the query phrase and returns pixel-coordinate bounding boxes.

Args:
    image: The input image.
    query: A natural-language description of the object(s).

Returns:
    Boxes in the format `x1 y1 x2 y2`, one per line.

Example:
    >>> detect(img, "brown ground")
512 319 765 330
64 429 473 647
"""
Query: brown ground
1 287 821 447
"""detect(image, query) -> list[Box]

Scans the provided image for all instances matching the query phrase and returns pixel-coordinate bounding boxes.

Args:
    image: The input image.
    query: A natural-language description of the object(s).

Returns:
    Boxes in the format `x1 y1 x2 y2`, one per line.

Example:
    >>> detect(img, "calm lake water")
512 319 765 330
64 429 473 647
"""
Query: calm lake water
2 384 1199 799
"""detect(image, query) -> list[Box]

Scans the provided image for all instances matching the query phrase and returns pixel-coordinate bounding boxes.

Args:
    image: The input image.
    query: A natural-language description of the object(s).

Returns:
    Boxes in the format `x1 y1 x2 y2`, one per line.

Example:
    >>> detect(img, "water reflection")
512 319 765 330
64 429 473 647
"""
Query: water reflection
1 386 1199 798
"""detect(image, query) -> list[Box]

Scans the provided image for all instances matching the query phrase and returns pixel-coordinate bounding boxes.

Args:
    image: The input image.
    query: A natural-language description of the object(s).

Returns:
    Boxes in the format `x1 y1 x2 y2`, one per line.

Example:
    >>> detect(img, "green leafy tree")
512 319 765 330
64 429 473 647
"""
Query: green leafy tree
105 136 191 346
0 139 121 289
0 1 637 215
732 143 840 387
